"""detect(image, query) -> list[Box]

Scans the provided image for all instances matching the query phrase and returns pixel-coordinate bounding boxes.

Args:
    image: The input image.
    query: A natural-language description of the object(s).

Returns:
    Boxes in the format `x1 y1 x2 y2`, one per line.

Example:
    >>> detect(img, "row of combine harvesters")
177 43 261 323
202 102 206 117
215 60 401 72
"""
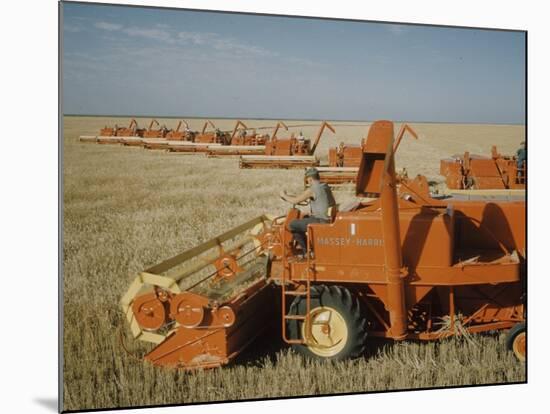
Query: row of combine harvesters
79 118 361 183
117 120 526 371
80 118 526 192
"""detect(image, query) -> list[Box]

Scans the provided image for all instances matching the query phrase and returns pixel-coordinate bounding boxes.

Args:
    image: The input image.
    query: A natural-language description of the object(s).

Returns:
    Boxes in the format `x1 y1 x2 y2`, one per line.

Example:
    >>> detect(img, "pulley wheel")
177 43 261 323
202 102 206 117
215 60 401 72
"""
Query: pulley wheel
217 306 236 327
170 293 205 328
214 254 241 279
132 292 167 331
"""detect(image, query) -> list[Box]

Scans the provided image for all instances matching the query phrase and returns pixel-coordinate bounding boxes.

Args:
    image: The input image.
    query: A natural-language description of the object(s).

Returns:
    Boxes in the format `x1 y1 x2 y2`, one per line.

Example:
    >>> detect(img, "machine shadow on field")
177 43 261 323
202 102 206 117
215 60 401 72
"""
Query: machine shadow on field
230 317 393 368
231 320 286 367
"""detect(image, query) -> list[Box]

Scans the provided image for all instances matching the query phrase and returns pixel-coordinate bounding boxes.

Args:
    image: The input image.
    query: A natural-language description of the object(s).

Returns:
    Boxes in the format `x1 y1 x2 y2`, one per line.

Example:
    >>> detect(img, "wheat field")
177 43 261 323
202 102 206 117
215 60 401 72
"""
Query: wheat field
62 116 526 411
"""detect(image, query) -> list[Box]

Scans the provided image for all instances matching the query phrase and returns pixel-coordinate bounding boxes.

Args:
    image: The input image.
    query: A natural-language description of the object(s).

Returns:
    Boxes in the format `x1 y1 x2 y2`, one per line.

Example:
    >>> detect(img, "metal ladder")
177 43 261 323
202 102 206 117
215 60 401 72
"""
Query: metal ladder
281 228 314 345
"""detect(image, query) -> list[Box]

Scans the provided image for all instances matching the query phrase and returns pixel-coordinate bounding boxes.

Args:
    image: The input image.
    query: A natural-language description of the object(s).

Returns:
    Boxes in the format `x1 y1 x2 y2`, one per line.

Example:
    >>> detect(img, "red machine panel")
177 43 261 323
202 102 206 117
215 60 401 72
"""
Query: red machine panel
310 209 454 270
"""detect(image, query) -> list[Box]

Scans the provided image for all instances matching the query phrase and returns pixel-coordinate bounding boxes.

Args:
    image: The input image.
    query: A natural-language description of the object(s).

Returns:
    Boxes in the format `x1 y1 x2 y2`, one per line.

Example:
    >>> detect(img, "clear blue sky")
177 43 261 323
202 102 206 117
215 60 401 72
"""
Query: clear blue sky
62 2 526 124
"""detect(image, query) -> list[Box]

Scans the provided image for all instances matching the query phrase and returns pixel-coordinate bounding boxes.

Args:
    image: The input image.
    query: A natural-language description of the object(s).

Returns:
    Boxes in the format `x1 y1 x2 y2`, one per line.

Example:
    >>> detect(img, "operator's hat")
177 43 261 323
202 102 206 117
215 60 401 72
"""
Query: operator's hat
305 167 320 178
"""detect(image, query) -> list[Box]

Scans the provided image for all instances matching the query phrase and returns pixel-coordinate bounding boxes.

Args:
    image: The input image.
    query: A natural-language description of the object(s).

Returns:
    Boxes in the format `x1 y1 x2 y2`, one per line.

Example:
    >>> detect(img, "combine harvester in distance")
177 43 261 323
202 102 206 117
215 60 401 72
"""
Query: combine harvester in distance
205 120 269 157
166 120 228 153
239 121 336 169
122 119 168 148
314 124 418 186
440 145 526 197
79 118 144 144
143 120 196 150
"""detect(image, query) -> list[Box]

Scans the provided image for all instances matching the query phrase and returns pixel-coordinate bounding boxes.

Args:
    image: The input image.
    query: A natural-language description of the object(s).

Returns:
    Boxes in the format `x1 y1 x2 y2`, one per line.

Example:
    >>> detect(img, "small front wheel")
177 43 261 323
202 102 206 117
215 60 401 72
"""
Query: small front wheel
505 322 526 362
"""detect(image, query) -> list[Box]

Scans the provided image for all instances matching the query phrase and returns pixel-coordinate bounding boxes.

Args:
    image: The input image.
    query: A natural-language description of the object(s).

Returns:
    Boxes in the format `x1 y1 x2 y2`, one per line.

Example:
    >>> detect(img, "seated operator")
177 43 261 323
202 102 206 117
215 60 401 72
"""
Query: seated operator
279 168 336 257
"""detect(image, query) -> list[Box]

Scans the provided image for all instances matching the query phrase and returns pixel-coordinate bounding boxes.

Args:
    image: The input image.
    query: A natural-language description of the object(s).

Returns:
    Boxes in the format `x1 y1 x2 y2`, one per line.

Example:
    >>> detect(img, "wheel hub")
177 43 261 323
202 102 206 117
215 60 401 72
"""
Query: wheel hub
302 306 348 357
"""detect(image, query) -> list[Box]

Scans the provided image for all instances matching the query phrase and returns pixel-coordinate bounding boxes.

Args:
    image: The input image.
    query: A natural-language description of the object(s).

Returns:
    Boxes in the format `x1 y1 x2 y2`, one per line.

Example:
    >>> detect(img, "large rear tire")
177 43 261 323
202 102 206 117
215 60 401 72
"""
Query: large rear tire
288 285 367 360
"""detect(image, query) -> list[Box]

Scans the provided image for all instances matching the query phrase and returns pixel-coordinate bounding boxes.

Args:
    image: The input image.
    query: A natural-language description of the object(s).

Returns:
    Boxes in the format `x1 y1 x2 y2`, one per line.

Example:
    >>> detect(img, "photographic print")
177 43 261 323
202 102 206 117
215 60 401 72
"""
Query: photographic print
61 1 526 411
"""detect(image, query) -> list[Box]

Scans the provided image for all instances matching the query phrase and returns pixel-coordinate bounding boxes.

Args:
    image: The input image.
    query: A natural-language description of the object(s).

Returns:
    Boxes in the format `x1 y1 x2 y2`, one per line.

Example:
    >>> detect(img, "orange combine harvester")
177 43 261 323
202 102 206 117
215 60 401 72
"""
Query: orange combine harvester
142 120 196 150
164 120 229 153
205 120 268 157
315 124 418 186
121 120 526 369
239 121 336 169
165 120 268 154
440 145 526 191
79 118 144 144
165 120 194 140
120 119 169 147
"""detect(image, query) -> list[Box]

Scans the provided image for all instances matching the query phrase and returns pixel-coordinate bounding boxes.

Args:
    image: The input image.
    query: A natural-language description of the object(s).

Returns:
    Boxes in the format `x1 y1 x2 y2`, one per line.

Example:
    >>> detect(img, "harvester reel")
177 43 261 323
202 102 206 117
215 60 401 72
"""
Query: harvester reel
249 214 277 253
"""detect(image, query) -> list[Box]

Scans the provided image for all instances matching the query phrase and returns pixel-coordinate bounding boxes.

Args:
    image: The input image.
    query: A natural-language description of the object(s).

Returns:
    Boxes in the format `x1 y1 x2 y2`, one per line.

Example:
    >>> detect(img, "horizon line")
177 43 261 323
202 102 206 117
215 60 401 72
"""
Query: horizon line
63 113 525 126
